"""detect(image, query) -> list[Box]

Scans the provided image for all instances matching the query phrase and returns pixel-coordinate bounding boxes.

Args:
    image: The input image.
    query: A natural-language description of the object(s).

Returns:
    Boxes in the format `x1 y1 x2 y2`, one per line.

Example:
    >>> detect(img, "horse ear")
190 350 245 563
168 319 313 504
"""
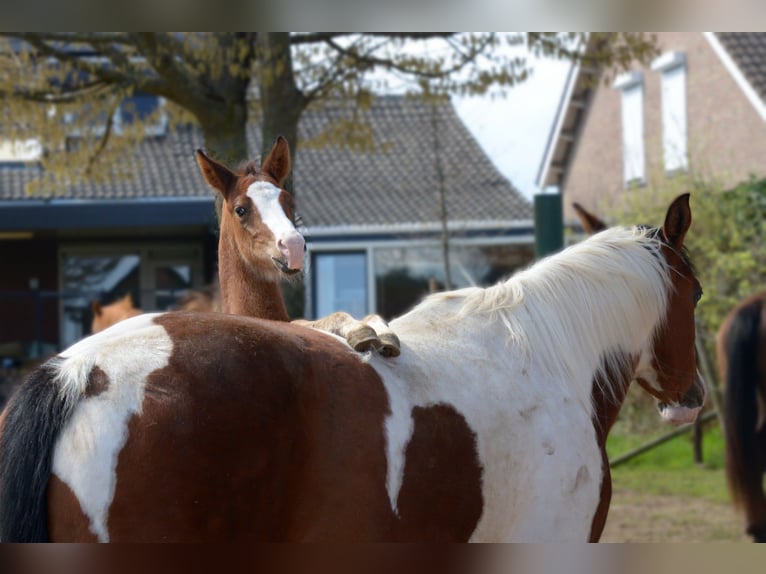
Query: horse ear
662 193 692 249
261 136 291 184
91 300 102 317
195 149 236 196
572 202 607 235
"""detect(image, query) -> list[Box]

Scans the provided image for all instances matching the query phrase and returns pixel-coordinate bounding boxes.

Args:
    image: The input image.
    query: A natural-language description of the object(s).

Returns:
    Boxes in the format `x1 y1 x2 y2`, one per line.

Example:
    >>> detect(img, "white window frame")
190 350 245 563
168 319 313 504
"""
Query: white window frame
613 71 646 187
651 51 688 174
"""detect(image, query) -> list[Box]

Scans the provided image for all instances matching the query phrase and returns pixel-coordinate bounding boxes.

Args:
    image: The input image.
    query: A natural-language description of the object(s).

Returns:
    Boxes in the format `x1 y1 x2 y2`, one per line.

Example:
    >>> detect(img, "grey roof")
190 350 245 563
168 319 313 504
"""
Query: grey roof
716 33 766 103
0 95 531 231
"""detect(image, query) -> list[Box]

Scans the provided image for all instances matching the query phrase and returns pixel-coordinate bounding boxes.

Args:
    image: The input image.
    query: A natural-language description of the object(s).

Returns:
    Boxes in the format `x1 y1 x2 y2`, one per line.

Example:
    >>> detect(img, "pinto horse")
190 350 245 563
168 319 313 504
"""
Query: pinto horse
0 194 705 542
717 290 766 542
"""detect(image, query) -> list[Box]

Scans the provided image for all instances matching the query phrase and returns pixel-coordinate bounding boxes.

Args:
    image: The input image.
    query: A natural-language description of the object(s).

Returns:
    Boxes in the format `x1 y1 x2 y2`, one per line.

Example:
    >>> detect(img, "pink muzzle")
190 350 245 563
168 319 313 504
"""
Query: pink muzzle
277 232 306 271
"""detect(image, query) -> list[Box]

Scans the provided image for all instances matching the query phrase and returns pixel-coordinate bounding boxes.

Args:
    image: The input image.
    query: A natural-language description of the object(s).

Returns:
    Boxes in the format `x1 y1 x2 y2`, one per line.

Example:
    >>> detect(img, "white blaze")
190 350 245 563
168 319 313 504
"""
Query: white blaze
247 181 305 270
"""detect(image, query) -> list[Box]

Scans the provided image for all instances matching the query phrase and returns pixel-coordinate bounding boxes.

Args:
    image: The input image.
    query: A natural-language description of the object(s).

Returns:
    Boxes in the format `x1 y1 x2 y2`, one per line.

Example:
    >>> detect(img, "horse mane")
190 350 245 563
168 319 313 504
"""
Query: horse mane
239 159 260 177
418 226 675 401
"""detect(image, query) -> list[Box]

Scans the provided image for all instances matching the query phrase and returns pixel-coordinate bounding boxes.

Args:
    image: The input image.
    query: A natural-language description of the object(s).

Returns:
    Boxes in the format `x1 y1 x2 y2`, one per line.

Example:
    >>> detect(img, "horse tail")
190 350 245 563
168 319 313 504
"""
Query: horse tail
722 297 764 510
0 359 75 542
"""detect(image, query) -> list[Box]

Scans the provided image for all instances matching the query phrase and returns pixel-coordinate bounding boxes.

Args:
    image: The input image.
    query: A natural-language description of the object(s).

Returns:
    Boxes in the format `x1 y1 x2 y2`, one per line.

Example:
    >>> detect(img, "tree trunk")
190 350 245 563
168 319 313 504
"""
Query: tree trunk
255 32 306 195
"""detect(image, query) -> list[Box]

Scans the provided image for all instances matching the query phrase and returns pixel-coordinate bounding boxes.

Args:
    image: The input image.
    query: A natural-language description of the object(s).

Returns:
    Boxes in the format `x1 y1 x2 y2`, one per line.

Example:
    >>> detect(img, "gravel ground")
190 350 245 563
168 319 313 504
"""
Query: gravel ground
600 488 750 542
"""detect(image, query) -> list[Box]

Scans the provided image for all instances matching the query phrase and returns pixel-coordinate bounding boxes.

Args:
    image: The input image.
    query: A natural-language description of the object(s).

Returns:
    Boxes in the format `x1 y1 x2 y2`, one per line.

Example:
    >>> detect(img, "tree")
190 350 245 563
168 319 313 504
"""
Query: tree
0 32 659 194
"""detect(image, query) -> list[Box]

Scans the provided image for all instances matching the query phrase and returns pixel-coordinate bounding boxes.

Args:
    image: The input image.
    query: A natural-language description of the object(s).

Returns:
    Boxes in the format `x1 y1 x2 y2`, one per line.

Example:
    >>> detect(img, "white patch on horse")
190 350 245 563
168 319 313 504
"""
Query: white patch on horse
52 313 173 542
367 226 676 541
247 181 304 268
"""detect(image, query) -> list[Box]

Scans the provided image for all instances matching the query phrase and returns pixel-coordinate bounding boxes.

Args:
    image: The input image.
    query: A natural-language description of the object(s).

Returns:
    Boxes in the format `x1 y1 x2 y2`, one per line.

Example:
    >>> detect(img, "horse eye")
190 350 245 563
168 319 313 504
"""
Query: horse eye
234 206 247 217
294 213 304 227
694 288 703 305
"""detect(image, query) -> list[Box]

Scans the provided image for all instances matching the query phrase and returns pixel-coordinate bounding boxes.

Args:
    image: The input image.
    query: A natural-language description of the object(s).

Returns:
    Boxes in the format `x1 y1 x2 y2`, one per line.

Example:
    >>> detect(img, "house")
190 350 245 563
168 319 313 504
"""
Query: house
537 33 766 223
0 95 533 358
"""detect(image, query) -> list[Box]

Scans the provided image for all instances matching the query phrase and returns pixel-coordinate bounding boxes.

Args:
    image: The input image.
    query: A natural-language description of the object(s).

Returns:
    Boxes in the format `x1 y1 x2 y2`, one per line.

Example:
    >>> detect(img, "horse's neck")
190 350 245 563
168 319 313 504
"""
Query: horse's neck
217 239 289 321
590 354 636 443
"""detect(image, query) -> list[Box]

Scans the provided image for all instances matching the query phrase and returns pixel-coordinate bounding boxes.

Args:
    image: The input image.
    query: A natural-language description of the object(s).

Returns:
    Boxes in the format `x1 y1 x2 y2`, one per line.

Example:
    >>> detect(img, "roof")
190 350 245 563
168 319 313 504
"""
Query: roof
715 33 766 103
0 95 531 234
537 33 766 191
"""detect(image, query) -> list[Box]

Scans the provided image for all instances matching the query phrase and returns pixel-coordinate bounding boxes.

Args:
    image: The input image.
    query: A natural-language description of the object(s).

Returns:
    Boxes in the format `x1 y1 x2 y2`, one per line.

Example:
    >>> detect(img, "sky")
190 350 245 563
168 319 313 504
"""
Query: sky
451 56 572 200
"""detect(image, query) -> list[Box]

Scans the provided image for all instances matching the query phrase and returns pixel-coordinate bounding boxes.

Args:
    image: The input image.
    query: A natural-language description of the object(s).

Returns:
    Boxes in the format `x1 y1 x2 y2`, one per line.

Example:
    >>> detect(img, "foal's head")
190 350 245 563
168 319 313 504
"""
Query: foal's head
195 136 305 281
575 195 706 424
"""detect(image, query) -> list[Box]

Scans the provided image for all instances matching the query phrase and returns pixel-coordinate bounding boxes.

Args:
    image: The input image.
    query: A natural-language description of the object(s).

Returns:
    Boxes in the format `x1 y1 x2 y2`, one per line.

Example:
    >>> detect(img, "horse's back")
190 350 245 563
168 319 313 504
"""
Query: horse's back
49 312 396 541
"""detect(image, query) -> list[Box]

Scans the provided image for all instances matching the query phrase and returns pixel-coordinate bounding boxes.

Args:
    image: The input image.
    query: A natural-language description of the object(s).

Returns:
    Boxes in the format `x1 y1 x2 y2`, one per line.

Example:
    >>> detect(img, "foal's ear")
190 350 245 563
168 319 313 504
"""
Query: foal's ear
195 149 236 195
261 136 291 184
662 193 692 249
572 202 608 235
91 300 102 317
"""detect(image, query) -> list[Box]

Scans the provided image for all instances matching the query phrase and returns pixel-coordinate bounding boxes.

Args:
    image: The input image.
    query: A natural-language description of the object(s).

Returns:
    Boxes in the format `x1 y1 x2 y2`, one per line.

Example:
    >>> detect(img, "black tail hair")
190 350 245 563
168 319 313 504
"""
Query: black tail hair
0 359 75 542
723 298 764 511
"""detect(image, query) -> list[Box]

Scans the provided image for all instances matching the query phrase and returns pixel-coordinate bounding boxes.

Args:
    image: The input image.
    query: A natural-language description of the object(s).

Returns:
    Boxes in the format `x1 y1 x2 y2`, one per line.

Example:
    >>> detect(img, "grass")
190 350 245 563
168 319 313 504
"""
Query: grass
606 418 732 504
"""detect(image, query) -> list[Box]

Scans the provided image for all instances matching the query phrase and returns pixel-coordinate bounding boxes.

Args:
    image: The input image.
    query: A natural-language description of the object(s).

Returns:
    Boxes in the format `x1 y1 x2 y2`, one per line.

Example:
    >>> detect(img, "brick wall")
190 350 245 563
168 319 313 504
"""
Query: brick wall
562 32 766 221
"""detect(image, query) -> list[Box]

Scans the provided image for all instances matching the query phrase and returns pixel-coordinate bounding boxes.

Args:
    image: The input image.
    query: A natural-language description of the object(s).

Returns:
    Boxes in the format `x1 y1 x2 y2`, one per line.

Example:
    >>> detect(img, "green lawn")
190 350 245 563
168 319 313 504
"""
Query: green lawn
606 420 732 504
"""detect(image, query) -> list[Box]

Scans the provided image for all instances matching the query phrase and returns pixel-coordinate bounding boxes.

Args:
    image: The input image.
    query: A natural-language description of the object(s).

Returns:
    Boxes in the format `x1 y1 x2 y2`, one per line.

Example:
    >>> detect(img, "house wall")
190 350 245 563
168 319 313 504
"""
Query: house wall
563 32 766 221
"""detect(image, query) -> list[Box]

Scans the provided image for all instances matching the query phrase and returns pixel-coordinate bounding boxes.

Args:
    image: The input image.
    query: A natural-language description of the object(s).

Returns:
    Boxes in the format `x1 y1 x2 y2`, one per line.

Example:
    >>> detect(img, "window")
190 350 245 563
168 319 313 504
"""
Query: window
313 252 368 318
613 71 645 187
652 52 688 173
59 243 202 347
63 94 167 138
0 139 42 164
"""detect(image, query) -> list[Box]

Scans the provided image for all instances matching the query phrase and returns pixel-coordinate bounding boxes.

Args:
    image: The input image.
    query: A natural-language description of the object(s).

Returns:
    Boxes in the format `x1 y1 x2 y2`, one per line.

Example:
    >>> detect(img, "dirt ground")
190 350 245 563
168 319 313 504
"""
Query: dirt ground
600 488 750 542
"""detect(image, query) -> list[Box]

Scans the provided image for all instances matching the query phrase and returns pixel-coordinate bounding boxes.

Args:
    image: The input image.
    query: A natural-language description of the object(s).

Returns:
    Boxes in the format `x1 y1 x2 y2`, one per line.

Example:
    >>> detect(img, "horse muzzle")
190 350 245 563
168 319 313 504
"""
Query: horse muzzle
657 369 707 425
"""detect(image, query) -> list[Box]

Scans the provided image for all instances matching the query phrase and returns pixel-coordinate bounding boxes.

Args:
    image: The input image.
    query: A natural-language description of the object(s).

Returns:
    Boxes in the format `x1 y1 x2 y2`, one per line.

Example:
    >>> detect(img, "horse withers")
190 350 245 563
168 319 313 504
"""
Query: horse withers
0 194 705 542
717 291 766 542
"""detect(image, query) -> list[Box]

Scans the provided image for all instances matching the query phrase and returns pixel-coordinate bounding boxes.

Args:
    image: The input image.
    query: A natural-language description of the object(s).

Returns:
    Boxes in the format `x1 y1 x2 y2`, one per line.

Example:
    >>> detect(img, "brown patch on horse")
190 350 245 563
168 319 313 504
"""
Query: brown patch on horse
47 475 99 542
105 313 396 541
395 404 483 541
84 366 109 398
588 354 636 542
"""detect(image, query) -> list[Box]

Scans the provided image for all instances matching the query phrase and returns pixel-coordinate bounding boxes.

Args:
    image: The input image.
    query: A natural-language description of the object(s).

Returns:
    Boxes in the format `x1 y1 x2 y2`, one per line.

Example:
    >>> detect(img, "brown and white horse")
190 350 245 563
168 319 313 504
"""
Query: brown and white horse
717 290 766 543
0 194 705 542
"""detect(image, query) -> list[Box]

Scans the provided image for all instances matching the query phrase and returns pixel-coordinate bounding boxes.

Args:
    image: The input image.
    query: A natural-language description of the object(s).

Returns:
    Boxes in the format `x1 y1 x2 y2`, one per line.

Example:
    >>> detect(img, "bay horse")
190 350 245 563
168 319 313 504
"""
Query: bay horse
0 194 705 542
717 290 766 542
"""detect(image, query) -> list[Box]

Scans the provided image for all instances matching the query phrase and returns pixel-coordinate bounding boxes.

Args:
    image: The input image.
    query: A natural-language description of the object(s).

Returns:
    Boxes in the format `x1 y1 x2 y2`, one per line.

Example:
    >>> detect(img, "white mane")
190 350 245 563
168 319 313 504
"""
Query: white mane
411 226 674 399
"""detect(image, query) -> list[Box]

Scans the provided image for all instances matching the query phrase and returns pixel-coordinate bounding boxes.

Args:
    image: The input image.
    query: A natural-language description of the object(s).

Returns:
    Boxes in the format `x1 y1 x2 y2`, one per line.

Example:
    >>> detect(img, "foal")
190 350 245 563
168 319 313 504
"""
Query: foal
195 136 399 355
